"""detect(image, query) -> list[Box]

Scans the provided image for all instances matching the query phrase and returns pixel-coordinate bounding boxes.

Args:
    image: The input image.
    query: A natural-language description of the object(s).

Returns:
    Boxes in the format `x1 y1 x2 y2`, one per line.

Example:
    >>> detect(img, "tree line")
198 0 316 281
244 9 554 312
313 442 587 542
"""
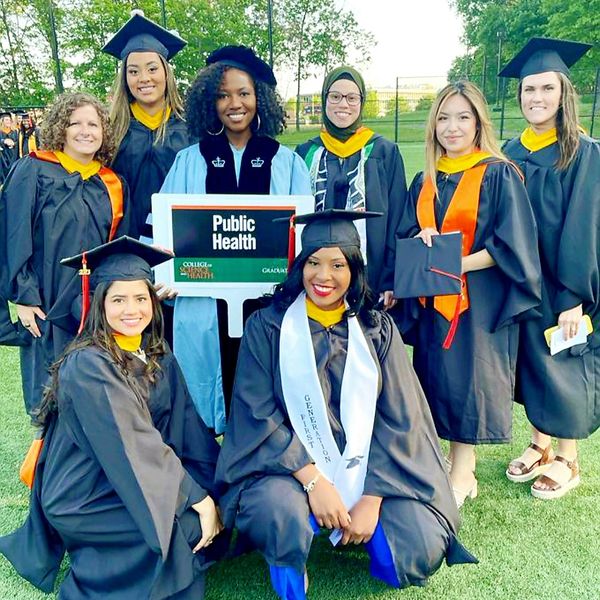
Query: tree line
0 0 374 107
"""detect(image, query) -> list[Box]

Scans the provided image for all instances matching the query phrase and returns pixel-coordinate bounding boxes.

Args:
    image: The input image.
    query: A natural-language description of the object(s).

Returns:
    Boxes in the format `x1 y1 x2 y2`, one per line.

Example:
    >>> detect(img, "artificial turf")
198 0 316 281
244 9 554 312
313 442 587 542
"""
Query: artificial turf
1 143 599 598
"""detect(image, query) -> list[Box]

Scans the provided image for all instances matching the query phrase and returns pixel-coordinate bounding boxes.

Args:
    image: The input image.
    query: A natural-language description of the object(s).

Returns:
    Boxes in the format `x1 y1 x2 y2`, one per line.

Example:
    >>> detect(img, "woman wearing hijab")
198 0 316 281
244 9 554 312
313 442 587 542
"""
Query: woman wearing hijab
0 92 128 417
295 67 407 308
501 38 600 499
160 45 311 434
0 237 223 599
216 210 475 599
103 10 191 242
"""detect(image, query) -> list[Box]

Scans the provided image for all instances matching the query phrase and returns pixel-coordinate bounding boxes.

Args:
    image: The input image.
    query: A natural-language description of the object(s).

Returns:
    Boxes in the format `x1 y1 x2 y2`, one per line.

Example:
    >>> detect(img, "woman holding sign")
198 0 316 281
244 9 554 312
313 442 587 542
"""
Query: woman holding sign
216 210 475 599
160 45 311 434
396 81 540 507
501 39 600 499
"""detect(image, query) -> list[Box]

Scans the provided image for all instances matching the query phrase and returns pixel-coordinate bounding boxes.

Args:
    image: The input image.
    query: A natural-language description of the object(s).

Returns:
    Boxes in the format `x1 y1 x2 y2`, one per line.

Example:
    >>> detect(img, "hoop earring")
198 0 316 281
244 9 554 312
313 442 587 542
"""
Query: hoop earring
207 124 224 136
253 114 261 132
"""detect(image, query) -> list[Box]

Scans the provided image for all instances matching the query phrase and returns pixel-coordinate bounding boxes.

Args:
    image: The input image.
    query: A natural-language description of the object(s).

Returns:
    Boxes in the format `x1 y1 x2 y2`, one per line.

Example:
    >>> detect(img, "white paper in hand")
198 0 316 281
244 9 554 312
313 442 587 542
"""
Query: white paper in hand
550 319 589 355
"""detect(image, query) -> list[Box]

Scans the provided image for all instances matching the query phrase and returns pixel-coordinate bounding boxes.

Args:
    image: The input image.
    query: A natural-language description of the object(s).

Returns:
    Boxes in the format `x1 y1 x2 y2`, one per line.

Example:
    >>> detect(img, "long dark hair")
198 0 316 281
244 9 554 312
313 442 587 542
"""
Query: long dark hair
271 245 377 323
34 279 166 426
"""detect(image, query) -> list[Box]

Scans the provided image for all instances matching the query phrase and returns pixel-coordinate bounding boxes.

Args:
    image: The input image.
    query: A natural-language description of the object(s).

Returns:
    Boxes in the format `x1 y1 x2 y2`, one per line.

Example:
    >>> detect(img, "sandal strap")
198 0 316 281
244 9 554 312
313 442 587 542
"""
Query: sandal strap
509 443 553 475
528 442 547 455
554 455 579 471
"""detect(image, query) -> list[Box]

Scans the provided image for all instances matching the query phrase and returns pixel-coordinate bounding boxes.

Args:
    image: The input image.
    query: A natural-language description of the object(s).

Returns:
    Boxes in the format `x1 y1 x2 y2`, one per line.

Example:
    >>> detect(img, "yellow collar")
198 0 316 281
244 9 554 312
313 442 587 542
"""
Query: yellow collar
113 333 142 352
130 102 171 131
54 150 101 180
320 127 374 158
437 151 492 174
1 127 11 134
520 127 558 152
305 297 346 328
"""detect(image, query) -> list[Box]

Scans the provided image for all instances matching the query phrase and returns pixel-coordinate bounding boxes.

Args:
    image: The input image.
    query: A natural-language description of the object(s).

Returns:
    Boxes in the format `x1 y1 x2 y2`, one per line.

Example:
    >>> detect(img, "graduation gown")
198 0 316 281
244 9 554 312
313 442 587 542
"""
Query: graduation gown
0 345 221 599
112 113 191 240
18 127 41 158
399 160 541 443
295 134 407 293
216 305 473 586
158 140 312 433
0 129 17 184
504 134 600 438
0 156 129 414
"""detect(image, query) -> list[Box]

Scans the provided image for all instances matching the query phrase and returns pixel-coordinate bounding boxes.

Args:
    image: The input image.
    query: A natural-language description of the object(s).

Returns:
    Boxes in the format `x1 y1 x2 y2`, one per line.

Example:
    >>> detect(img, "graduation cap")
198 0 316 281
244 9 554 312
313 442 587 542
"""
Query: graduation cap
60 236 173 333
276 209 382 268
393 233 463 299
499 37 592 80
206 45 277 86
102 10 186 61
0 111 11 119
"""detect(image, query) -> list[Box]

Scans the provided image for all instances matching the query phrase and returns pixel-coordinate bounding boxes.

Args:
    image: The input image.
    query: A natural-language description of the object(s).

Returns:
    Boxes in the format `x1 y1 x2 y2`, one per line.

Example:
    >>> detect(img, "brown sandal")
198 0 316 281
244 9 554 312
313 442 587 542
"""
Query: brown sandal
506 442 554 483
531 456 580 499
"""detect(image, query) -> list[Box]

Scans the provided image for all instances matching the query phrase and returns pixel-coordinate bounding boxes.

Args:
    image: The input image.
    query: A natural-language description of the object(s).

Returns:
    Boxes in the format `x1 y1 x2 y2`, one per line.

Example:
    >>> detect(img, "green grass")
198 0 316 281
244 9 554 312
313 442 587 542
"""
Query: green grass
1 342 599 599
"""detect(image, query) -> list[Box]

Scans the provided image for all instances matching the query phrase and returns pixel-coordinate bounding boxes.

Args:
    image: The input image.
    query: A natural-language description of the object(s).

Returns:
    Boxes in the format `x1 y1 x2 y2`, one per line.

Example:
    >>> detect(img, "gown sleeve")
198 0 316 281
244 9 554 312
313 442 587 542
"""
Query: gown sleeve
380 144 408 291
61 349 208 560
160 145 207 194
482 162 542 329
216 310 312 488
363 313 460 531
0 157 42 305
554 139 600 313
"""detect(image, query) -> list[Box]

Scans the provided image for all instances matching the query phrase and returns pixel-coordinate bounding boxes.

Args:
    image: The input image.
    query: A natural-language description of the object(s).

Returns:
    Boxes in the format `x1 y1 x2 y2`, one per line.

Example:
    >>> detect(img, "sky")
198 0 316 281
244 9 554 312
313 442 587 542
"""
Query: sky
278 0 466 97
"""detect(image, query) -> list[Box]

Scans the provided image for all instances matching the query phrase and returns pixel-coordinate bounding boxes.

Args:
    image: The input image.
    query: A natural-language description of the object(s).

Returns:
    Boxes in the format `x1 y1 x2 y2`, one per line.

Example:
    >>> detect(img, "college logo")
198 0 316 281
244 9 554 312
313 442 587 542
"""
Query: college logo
251 157 264 168
212 157 225 168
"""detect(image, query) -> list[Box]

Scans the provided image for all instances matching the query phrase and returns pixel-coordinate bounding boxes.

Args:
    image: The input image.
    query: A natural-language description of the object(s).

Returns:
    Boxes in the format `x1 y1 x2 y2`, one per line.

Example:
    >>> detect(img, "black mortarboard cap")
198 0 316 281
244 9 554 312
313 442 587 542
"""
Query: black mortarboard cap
61 235 173 290
102 11 186 61
393 233 463 299
499 37 592 80
0 111 11 119
206 45 277 86
295 209 381 254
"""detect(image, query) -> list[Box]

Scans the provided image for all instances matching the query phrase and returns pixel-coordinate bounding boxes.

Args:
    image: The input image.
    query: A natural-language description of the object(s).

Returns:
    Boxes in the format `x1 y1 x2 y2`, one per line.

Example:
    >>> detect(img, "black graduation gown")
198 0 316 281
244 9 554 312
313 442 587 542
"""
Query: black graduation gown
504 135 600 438
0 156 130 414
295 134 407 293
18 127 41 157
0 129 17 184
399 161 541 443
112 114 191 240
0 346 222 599
216 305 473 586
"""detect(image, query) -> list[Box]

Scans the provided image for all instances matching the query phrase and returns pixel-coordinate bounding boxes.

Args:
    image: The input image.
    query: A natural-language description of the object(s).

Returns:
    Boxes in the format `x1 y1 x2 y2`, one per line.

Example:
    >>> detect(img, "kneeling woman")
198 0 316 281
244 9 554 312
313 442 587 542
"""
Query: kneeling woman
216 211 475 599
0 238 223 599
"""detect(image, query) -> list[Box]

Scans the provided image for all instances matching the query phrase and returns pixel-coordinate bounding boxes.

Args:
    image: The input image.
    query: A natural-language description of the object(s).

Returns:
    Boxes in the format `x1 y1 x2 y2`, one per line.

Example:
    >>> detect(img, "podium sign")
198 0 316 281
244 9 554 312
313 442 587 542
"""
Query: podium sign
151 194 314 336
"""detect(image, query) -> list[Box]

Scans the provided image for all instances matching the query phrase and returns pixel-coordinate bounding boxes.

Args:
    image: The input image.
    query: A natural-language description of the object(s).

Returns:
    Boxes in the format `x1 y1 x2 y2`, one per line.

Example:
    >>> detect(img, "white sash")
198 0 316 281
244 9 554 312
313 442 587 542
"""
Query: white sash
279 293 379 539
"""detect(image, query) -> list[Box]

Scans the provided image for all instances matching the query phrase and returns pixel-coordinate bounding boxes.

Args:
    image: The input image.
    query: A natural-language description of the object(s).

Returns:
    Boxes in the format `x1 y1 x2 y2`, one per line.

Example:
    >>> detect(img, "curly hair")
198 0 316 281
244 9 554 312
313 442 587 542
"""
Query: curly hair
34 278 166 427
186 63 286 140
271 245 377 324
40 92 115 165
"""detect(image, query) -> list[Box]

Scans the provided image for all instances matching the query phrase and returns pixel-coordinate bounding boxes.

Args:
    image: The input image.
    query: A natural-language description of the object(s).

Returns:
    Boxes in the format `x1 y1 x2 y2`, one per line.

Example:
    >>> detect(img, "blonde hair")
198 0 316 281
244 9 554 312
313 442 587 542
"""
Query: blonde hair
518 72 580 170
40 92 115 165
424 81 505 194
109 53 184 152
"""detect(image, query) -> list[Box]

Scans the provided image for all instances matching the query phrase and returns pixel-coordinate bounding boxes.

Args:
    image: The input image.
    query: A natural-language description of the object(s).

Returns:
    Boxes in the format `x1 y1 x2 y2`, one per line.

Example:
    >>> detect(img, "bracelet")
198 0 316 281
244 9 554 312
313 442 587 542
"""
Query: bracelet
303 473 321 493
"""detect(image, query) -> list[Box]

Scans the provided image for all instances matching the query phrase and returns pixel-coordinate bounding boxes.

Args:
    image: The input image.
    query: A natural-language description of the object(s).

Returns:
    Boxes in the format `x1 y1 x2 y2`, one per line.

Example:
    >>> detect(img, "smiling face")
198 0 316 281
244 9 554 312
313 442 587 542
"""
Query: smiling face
104 279 153 337
215 68 257 145
325 78 362 130
1 115 11 129
520 71 562 133
126 51 167 114
63 104 103 164
302 246 351 311
435 93 478 158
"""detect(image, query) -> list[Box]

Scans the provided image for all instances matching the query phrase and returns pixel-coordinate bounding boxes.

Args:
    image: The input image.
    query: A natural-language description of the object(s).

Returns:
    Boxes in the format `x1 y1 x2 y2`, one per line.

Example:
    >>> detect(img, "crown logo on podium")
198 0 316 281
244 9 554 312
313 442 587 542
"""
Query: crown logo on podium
251 156 264 168
212 157 225 167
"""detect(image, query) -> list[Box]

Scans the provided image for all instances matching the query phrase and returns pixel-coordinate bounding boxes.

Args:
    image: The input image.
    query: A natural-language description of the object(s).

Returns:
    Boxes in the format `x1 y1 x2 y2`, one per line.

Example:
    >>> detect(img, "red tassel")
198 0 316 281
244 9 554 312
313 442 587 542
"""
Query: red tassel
78 252 91 335
442 283 464 350
287 214 296 271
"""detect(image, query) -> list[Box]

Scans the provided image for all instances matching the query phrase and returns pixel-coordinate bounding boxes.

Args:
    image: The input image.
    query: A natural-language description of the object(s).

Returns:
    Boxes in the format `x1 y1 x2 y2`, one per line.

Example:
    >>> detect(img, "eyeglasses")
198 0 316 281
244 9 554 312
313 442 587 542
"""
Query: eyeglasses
326 91 362 106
